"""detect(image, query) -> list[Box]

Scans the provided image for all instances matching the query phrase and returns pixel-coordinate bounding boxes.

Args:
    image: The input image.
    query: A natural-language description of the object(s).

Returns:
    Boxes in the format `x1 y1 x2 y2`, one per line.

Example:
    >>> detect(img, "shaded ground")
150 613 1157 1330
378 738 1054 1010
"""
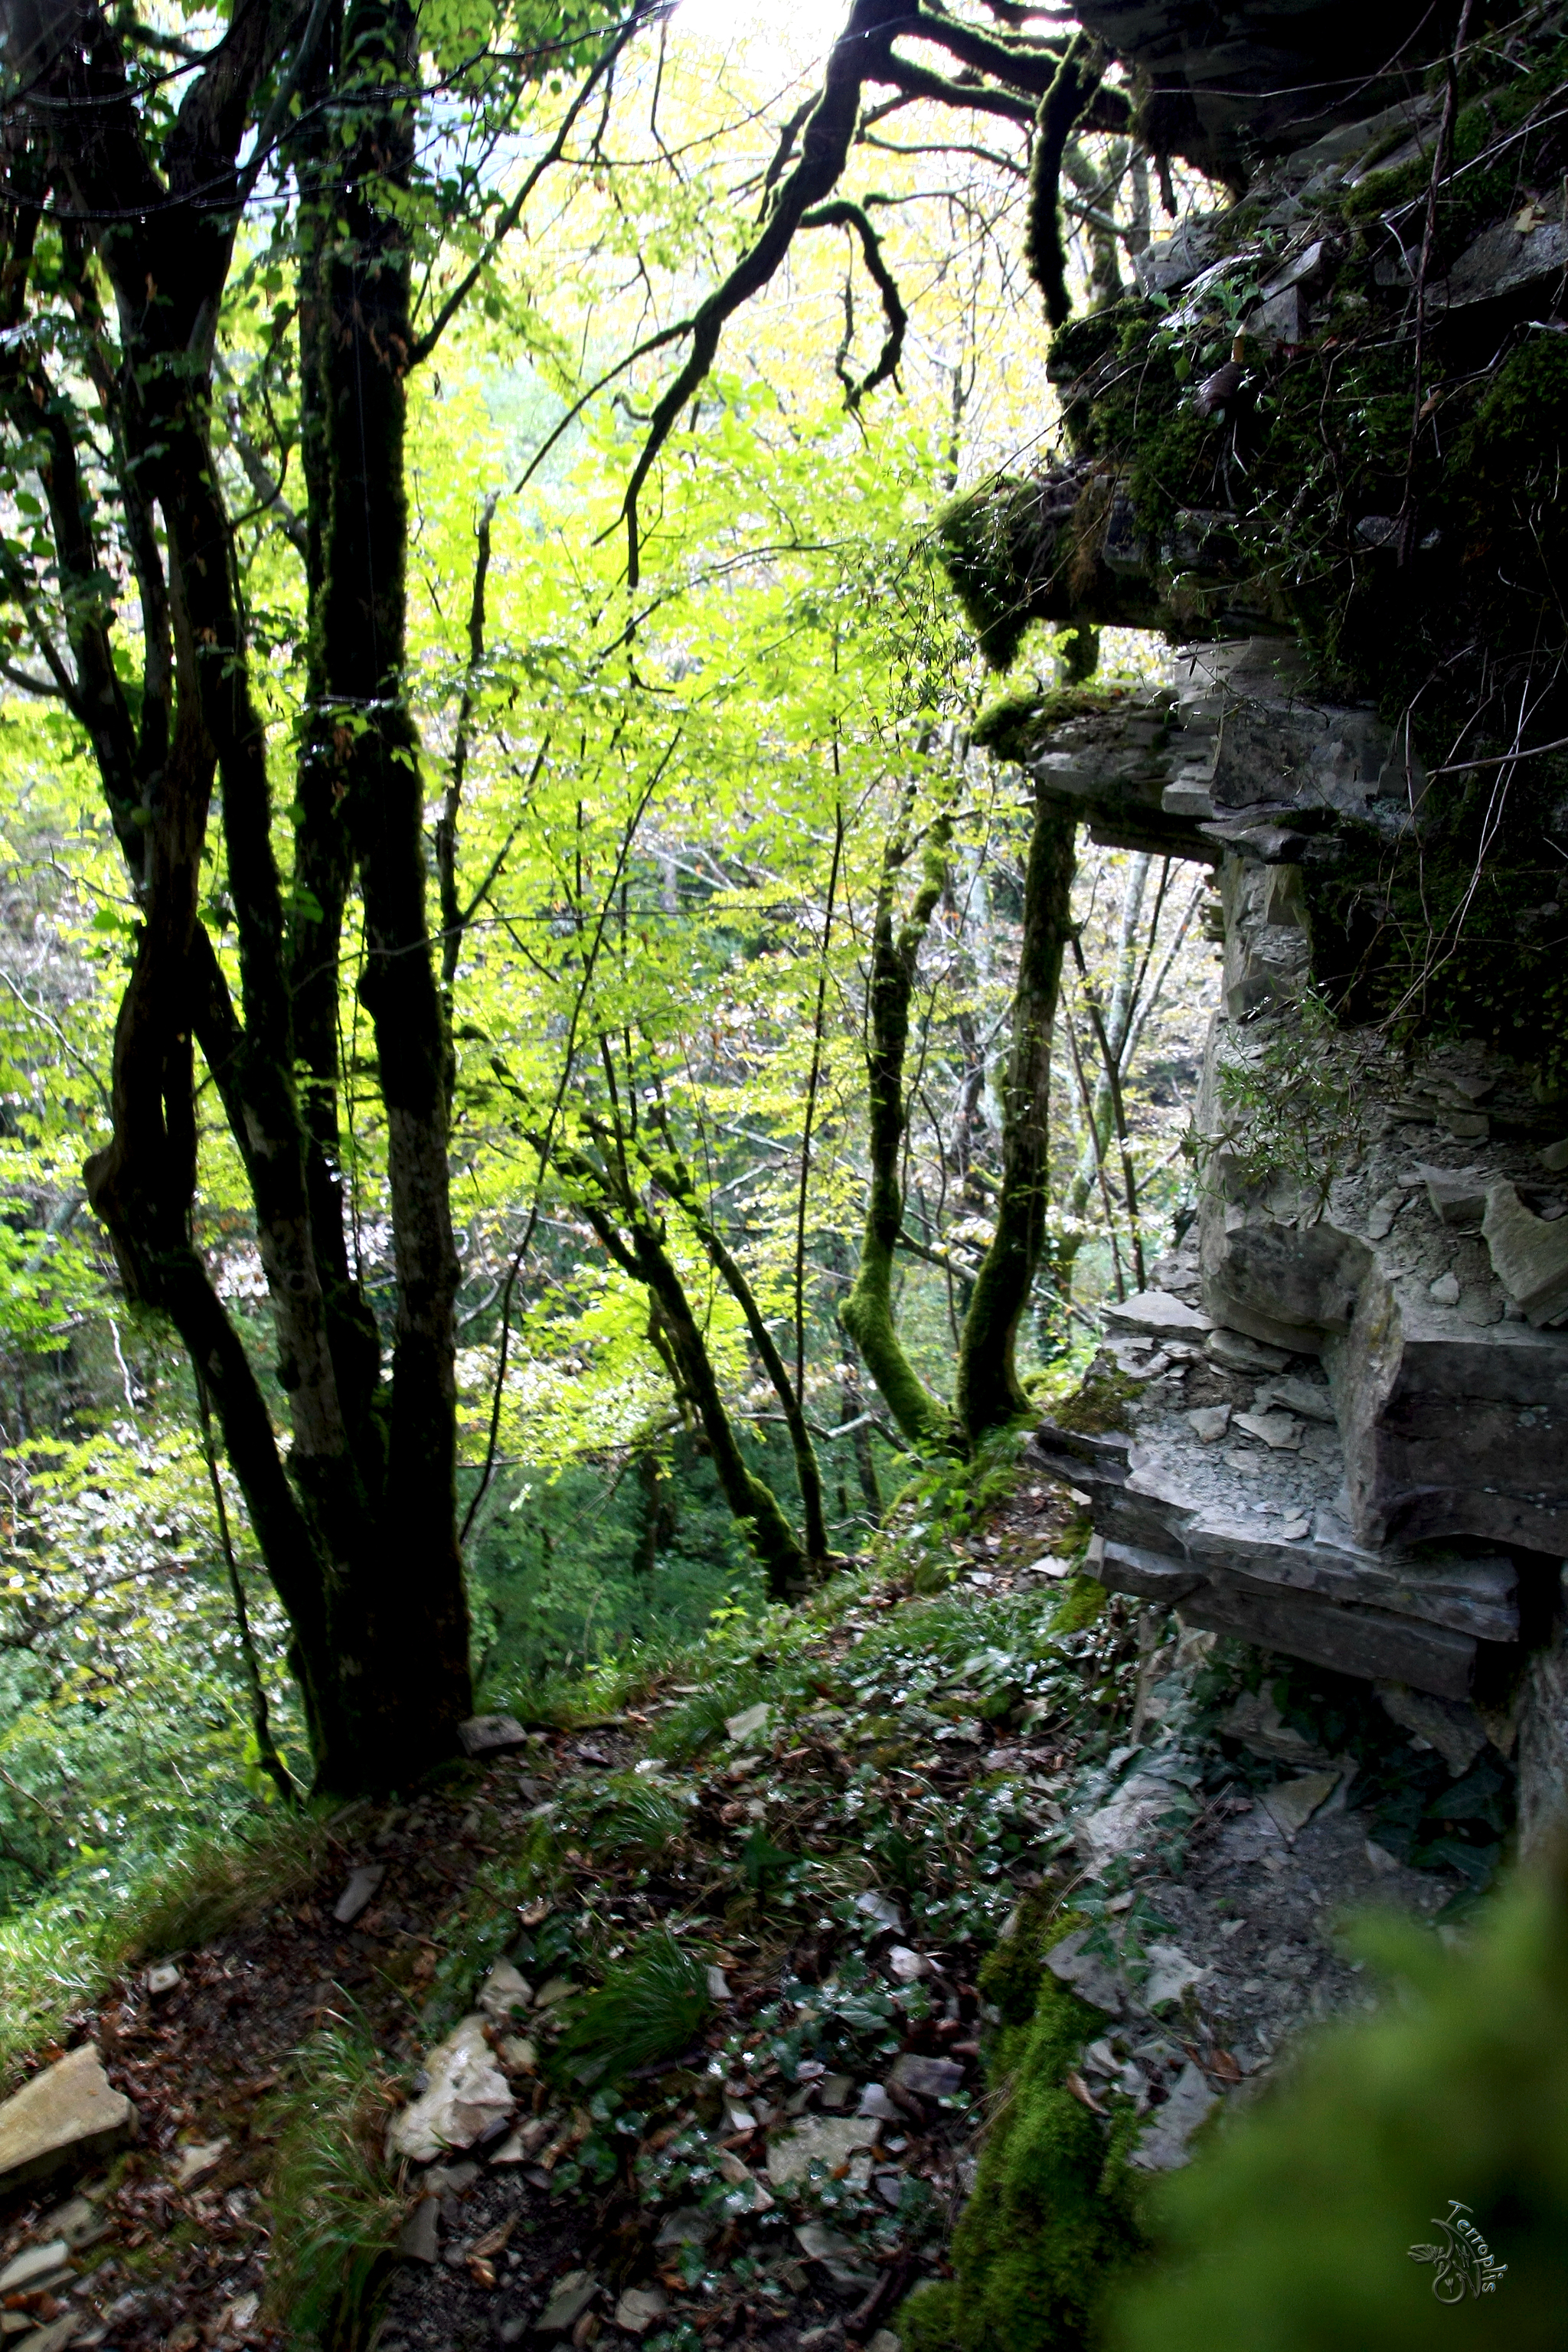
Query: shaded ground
0 1456 1488 2352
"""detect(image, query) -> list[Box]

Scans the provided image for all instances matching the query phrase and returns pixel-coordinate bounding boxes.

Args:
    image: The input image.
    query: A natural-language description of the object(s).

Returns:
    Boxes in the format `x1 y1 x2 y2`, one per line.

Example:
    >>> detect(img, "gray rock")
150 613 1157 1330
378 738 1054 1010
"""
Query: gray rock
1374 1682 1489 1776
724 1700 771 1745
1252 1376 1336 1424
1219 1690 1331 1766
887 2053 965 2099
476 1960 532 2022
1142 1942 1211 2009
145 1959 181 1995
0 2047 131 2198
397 2194 440 2263
1539 1138 1568 1175
1259 1769 1344 1842
857 2084 900 2122
854 1889 901 1931
819 2073 854 2112
1483 1182 1568 1325
793 2221 876 2289
0 2242 70 2295
1206 1328 1290 1374
1187 1405 1231 1443
385 2017 514 2164
655 2207 716 2248
1044 1929 1127 2018
332 1864 386 1926
8 2317 78 2352
1106 1290 1213 1338
1073 1772 1181 1871
1128 2063 1220 2172
1429 1272 1461 1307
457 1713 529 1757
767 2115 877 2185
535 2271 599 2333
615 2288 668 2335
1419 1165 1491 1226
1232 1409 1302 1450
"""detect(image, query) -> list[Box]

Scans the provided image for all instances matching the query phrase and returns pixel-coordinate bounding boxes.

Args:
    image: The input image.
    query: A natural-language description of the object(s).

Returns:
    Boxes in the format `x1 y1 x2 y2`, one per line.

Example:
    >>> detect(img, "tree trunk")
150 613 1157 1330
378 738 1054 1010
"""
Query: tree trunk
841 788 956 1452
956 798 1078 1439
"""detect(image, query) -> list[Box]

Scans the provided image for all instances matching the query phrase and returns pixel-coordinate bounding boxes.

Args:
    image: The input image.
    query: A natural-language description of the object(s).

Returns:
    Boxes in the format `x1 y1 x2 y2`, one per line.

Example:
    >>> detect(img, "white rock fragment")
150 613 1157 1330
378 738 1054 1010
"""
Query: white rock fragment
145 1962 181 1995
886 1945 929 1983
535 2270 599 2333
0 2242 70 2295
614 2288 668 2336
1231 1409 1302 1451
1260 1768 1344 1844
477 1960 533 2021
332 1864 387 1926
1187 1404 1231 1443
1128 2063 1219 2171
385 2016 514 2163
1141 1942 1211 2011
706 1965 732 2001
724 1701 771 1746
172 2137 229 2189
0 2045 132 2197
766 2115 877 2186
854 1889 901 1931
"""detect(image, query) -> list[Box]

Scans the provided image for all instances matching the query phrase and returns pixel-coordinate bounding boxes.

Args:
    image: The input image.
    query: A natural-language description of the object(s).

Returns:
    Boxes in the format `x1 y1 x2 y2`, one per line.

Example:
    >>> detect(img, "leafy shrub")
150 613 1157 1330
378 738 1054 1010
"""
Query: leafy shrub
1107 1855 1568 2351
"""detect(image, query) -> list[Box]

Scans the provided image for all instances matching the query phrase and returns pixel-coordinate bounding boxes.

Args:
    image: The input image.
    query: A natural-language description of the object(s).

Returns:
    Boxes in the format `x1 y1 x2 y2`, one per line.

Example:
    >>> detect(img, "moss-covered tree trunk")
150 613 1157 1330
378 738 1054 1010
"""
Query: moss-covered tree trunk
956 799 1077 1439
841 788 957 1452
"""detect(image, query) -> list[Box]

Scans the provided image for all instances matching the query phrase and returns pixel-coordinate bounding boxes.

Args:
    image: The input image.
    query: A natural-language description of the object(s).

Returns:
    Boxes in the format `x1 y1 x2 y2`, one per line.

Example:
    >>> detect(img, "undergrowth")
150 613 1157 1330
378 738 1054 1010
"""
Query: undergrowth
261 2022 410 2352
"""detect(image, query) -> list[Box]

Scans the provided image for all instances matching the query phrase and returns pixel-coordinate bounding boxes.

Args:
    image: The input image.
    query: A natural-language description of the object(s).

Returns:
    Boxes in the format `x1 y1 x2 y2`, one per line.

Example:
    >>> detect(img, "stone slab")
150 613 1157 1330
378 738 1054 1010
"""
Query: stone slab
0 2047 132 2199
1178 1582 1475 1698
1105 1289 1213 1338
1483 1181 1568 1325
457 1714 529 1757
385 2016 514 2164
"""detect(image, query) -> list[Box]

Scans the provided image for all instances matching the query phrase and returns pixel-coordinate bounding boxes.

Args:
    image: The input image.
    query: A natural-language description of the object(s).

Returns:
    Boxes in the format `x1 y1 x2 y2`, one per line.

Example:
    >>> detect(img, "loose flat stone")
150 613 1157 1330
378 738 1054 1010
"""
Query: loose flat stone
1260 1768 1343 1843
477 1961 532 2022
535 2272 599 2333
654 2207 715 2248
498 2036 537 2073
1428 1272 1460 1307
1128 2063 1219 2171
1232 1409 1302 1450
706 1965 732 2001
457 1713 528 1758
1142 1942 1211 2010
614 2288 668 2336
793 2221 876 2288
854 1889 901 1930
1418 1165 1491 1226
1219 1690 1332 1766
766 2115 876 2186
0 2243 69 2295
172 2137 229 2188
397 2194 440 2263
1539 1138 1568 1174
887 1945 929 1982
1483 1181 1568 1324
332 1864 386 1926
724 1701 770 1745
8 2317 78 2352
0 2047 132 2198
1187 1405 1231 1442
145 1962 181 1995
1105 1289 1213 1338
1046 1929 1126 2017
1374 1682 1488 1776
857 2083 900 2122
1252 1376 1336 1423
1206 1328 1289 1373
819 2073 854 2112
887 2053 965 2099
385 2017 513 2164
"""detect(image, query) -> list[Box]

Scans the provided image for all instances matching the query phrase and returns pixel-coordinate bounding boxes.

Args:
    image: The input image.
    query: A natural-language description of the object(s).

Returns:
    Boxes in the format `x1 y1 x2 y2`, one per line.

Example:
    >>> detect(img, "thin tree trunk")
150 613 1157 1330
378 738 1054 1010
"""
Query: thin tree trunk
841 786 956 1452
955 799 1077 1439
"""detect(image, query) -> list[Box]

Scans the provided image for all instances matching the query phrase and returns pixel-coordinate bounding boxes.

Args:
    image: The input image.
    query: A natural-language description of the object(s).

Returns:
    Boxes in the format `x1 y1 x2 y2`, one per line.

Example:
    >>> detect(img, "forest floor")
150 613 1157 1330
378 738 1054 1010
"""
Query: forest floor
0 1434 1497 2352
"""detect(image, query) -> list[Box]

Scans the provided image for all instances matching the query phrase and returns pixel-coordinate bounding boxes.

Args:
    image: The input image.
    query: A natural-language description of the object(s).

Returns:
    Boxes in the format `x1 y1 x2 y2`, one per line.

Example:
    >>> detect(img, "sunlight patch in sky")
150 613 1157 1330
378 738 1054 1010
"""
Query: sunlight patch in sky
674 0 847 74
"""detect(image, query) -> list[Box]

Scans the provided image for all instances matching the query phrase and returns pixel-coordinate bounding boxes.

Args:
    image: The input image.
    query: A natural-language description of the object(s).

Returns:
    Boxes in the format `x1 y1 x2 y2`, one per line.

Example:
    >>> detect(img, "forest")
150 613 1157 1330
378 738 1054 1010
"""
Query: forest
0 4 1564 2350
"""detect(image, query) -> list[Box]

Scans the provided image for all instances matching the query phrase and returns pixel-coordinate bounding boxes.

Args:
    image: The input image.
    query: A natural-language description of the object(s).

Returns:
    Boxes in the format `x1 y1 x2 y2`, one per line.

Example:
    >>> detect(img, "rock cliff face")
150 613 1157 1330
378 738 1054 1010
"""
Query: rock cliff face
950 5 1568 1845
1014 635 1568 1838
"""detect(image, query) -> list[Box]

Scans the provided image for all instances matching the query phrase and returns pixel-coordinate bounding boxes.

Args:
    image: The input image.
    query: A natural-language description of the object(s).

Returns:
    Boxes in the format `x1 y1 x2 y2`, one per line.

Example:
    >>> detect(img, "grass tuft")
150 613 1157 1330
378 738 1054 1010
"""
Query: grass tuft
553 1927 710 2086
262 2021 410 2352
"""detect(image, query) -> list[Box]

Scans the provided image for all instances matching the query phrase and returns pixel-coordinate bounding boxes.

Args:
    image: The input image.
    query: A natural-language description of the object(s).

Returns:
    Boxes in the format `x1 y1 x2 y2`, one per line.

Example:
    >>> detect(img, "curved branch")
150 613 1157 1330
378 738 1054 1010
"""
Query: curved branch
799 197 907 409
1025 30 1106 329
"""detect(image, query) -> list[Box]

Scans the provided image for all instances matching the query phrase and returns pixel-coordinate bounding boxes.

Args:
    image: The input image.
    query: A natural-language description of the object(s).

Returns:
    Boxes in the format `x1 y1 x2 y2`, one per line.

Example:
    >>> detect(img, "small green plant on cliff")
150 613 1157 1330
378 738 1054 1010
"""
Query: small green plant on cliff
1194 992 1367 1222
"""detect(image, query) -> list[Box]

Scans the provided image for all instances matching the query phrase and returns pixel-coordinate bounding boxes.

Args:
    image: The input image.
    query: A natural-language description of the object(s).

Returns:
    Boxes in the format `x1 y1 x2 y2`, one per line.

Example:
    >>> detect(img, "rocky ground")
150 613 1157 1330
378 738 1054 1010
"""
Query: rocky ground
0 1447 1503 2352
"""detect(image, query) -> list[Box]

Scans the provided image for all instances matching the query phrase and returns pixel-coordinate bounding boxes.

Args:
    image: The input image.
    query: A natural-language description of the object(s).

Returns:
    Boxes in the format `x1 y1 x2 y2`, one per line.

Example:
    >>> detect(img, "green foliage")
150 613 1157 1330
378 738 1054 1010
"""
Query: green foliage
262 2024 410 2352
902 1931 1147 2352
0 1808 325 2087
547 1768 691 1862
1107 1859 1568 2350
552 1927 711 2086
1200 992 1365 1220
